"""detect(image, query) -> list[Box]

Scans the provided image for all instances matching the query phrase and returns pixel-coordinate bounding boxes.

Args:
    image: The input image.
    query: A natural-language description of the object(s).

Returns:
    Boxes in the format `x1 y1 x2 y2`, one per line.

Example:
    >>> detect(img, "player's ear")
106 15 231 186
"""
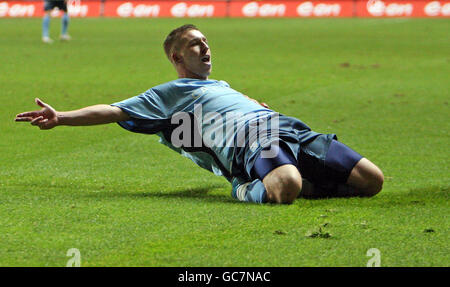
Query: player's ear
172 52 182 64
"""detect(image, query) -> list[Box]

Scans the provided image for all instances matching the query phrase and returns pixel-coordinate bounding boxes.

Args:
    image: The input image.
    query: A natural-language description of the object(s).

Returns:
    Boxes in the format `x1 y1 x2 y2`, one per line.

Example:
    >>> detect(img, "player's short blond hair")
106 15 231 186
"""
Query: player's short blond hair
163 24 199 62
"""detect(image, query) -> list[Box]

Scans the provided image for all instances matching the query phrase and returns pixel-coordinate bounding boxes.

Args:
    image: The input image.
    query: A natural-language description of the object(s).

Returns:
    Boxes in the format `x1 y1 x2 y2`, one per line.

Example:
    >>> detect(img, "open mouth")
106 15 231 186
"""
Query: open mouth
201 55 211 63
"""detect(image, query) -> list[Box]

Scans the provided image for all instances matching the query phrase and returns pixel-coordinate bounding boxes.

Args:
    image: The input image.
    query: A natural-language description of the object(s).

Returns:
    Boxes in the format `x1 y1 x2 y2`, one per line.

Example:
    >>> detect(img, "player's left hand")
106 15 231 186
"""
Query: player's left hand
243 95 270 109
260 102 269 109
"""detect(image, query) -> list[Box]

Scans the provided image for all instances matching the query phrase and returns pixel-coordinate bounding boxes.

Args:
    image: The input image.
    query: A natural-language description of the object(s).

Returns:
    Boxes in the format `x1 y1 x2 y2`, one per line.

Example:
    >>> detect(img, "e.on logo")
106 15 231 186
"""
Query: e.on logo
297 2 341 17
68 0 88 17
242 2 286 17
366 0 413 17
0 2 35 17
117 2 160 17
424 1 450 16
50 0 88 17
171 2 215 17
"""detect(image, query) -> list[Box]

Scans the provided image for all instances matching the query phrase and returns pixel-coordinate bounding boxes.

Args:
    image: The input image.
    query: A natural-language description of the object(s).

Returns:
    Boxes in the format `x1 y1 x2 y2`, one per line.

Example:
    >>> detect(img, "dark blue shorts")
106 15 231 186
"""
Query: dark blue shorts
44 0 68 12
252 135 363 186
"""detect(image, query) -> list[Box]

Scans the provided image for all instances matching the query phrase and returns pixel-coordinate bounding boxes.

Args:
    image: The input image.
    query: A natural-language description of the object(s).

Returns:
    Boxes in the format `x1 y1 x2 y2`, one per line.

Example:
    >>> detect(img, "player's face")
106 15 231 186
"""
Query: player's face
177 30 212 80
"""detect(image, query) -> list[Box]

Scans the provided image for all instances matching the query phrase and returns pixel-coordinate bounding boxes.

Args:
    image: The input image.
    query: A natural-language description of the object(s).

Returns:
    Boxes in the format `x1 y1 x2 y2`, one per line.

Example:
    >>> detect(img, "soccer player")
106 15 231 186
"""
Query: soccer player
16 24 384 204
42 0 71 43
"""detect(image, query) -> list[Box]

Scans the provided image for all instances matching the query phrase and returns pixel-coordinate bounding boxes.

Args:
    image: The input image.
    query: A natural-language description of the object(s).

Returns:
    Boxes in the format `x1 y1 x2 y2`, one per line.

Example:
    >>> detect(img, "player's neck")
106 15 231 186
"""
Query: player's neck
177 70 208 80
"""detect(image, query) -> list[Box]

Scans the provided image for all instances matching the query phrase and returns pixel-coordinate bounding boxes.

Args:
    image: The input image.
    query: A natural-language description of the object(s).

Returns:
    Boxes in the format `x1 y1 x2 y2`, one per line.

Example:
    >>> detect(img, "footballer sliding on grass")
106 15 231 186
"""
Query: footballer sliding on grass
15 24 384 204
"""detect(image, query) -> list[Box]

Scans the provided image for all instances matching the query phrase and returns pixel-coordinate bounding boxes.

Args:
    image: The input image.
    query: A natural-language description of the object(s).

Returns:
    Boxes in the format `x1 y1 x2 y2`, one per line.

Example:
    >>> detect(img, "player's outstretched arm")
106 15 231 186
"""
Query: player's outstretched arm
15 98 129 130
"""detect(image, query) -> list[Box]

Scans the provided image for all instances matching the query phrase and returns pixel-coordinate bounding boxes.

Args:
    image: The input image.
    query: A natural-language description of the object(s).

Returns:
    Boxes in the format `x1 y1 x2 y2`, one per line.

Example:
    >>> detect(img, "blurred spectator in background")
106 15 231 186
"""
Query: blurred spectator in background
42 0 71 43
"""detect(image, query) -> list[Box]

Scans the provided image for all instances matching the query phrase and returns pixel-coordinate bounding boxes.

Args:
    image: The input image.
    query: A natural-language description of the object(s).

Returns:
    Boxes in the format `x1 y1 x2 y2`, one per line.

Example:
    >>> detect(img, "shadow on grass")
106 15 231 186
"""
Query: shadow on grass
9 180 449 208
380 185 449 206
407 185 448 194
84 185 241 204
90 185 448 208
297 185 449 208
8 180 240 204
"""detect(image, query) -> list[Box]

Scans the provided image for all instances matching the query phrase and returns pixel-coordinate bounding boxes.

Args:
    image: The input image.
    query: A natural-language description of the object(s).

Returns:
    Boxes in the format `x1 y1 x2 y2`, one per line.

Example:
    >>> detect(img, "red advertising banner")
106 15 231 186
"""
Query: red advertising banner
229 1 354 17
0 1 42 17
0 1 448 17
104 1 228 17
0 0 101 17
358 0 450 17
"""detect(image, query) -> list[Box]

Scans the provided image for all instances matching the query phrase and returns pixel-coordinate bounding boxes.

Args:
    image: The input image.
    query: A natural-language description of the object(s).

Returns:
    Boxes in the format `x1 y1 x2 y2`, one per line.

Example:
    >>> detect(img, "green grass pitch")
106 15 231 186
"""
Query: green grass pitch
0 18 449 267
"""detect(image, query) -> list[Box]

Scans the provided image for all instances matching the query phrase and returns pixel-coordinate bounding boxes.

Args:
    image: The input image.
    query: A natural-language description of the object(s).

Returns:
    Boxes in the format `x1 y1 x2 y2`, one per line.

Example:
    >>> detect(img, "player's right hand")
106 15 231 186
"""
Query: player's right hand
15 98 59 130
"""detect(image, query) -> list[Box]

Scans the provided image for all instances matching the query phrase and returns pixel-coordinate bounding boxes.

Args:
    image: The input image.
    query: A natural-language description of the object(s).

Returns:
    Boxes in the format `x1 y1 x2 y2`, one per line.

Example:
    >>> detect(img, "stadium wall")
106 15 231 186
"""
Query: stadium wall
0 0 449 18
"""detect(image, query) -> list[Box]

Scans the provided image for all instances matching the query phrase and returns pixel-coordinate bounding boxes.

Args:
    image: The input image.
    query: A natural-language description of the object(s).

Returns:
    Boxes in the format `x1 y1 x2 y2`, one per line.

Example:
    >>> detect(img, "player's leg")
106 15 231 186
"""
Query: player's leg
60 1 70 40
232 166 302 204
255 143 303 203
232 177 267 203
232 143 302 204
262 164 302 204
297 136 383 198
60 13 70 39
42 1 52 43
346 158 384 197
323 139 383 197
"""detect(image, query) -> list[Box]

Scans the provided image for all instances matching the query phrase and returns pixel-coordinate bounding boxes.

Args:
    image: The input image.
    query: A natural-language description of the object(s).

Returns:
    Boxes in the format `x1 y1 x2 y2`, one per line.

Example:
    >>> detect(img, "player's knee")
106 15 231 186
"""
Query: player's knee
273 170 302 204
362 167 384 197
349 158 384 197
263 164 303 204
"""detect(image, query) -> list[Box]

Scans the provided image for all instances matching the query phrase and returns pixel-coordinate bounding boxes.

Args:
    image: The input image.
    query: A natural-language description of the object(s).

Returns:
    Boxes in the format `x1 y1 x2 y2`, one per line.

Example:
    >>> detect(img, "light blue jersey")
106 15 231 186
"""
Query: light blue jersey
111 78 320 182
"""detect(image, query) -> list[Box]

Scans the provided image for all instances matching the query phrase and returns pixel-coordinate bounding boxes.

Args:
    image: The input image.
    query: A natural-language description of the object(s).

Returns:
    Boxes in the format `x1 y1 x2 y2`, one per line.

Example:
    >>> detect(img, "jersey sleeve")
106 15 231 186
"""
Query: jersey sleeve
111 88 170 134
219 80 230 88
